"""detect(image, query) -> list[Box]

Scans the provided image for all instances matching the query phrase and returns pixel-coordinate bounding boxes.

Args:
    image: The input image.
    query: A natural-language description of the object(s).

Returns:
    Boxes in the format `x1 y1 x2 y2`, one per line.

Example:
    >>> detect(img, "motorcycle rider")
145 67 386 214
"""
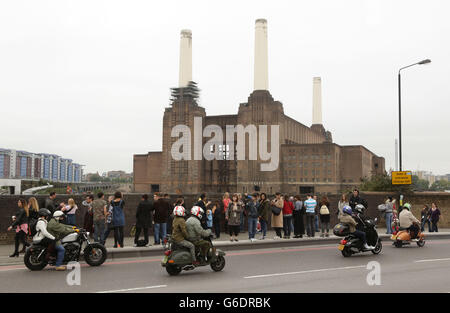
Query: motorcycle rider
399 203 420 239
186 206 212 264
47 210 76 271
33 209 55 245
171 206 199 266
339 205 374 250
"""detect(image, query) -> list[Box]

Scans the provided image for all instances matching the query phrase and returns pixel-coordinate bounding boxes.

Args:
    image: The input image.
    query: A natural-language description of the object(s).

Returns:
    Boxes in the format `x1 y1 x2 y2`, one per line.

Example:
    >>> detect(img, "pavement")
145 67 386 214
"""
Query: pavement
1 228 450 266
1 236 450 293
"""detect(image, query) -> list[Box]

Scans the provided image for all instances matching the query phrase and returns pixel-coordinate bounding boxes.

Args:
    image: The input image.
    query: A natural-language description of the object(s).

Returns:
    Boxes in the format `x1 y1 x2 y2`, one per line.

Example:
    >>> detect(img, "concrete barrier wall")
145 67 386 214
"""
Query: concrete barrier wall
1 192 449 244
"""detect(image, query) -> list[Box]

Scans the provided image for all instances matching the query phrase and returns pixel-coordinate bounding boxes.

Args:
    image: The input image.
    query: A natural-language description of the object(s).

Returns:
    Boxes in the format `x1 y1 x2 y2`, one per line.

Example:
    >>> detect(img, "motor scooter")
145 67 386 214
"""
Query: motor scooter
391 223 425 248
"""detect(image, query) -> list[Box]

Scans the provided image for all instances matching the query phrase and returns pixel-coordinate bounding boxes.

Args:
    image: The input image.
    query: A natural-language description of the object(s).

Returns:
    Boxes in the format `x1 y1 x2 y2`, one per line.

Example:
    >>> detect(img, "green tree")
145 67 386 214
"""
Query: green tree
411 175 430 191
429 179 450 191
360 173 412 192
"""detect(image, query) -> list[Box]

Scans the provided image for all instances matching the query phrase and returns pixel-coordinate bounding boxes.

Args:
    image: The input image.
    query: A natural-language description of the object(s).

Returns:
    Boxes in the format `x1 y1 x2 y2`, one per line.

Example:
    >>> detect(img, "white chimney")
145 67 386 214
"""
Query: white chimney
179 29 192 88
312 77 322 125
254 19 268 91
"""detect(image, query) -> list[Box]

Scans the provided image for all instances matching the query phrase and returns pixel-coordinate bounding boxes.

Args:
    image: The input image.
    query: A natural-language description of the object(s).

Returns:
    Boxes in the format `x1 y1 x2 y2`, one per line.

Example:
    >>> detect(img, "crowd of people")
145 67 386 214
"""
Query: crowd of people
6 189 445 259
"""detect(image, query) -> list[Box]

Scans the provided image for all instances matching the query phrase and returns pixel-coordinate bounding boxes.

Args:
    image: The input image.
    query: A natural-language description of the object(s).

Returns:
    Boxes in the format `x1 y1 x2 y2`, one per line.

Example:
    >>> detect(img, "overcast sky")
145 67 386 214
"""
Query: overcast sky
1 0 449 175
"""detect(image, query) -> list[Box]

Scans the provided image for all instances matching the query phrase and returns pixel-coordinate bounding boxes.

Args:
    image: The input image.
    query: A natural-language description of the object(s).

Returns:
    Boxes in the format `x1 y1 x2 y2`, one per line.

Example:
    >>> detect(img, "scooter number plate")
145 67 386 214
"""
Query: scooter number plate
338 244 345 251
162 256 168 264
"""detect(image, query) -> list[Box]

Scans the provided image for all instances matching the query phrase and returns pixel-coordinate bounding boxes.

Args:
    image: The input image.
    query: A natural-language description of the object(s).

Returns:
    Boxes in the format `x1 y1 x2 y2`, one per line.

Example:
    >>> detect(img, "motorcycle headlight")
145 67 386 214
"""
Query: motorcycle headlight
86 232 90 236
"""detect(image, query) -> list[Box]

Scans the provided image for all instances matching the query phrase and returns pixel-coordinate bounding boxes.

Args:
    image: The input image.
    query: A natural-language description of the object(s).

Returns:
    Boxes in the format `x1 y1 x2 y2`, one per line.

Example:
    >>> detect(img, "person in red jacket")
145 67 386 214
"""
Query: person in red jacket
282 195 294 239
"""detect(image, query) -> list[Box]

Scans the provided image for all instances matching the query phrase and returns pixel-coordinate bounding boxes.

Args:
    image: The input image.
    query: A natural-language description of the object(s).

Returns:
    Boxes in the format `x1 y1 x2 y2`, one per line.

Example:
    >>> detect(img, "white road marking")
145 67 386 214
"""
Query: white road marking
96 285 167 293
243 265 366 279
414 258 450 263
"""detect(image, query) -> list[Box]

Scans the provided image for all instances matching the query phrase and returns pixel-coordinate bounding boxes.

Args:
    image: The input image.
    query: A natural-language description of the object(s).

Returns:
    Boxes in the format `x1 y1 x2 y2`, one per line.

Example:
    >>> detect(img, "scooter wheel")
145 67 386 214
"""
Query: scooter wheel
394 240 402 248
341 248 352 257
166 265 182 276
417 239 425 247
371 241 382 254
210 256 225 272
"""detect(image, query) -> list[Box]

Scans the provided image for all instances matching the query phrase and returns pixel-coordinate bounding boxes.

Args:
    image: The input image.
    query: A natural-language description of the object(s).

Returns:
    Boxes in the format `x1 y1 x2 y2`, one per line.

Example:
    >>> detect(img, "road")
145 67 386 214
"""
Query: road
1 239 450 293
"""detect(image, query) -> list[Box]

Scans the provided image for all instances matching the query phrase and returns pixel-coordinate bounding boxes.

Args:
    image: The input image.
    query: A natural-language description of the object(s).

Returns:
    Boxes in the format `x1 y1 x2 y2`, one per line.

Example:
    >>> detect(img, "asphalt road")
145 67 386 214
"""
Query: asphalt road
1 239 450 293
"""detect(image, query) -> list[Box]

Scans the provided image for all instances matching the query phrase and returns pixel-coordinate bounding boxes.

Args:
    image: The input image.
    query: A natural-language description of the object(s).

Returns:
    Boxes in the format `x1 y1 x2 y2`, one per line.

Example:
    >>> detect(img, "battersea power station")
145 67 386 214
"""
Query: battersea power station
133 19 385 195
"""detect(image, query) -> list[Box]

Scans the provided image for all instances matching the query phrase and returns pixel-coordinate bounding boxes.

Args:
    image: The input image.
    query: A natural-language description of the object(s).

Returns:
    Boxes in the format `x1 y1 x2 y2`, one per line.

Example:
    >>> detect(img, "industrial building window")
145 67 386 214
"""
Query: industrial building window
151 184 160 193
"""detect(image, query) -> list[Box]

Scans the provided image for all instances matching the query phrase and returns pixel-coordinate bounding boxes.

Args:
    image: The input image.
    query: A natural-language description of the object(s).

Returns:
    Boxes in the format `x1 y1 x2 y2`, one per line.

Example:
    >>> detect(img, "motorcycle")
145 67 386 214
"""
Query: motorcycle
161 235 226 276
391 223 425 248
24 228 107 271
336 210 382 257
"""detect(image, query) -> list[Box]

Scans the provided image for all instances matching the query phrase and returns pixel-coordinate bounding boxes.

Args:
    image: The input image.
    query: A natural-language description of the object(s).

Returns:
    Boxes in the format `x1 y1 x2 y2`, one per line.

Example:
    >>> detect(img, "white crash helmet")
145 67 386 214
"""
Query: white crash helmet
191 206 204 219
53 210 64 219
173 206 186 217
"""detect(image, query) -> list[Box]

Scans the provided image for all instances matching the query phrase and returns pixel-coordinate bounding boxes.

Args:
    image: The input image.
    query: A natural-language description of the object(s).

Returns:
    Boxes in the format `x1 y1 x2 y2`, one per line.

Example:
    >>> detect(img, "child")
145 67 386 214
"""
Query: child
206 209 213 230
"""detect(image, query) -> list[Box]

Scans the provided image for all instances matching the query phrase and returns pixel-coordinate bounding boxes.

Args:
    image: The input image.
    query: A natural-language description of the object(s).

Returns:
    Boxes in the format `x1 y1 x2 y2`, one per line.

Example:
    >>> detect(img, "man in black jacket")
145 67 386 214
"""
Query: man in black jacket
349 189 368 210
135 194 153 246
196 193 211 230
43 192 57 214
153 193 170 245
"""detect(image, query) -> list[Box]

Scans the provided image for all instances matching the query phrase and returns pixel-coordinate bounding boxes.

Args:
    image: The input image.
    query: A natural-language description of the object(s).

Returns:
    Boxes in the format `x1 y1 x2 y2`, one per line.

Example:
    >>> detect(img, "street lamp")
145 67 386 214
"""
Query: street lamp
397 59 431 171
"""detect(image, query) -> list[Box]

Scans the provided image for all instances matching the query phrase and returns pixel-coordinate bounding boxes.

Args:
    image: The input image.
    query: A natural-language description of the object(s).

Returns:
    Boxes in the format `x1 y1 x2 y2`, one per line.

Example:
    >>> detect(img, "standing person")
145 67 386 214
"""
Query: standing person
205 206 213 231
222 192 231 233
196 193 211 230
164 194 174 235
225 194 243 242
111 192 125 248
384 197 395 234
27 197 40 236
246 194 259 241
313 195 320 233
43 192 57 214
8 199 30 257
83 195 94 236
92 192 108 244
304 194 317 237
337 194 349 219
293 195 305 238
134 194 153 247
420 205 431 232
430 202 441 232
282 194 294 239
62 198 78 226
211 201 222 239
239 193 247 233
102 195 115 245
271 193 284 239
319 196 331 237
153 192 170 245
258 193 271 240
349 188 368 209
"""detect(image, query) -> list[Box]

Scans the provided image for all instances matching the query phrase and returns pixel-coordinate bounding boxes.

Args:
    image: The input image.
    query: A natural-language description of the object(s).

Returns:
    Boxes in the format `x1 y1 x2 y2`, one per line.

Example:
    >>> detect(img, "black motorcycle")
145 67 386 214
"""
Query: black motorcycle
161 235 226 276
24 228 107 271
335 210 382 257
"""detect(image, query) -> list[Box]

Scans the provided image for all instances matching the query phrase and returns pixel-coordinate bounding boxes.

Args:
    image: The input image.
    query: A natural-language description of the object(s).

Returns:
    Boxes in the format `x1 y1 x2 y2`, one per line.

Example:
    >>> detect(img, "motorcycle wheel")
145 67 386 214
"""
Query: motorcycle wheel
417 239 425 247
84 243 107 266
341 247 352 257
371 240 382 254
210 256 226 272
24 249 47 271
394 240 402 248
166 265 182 276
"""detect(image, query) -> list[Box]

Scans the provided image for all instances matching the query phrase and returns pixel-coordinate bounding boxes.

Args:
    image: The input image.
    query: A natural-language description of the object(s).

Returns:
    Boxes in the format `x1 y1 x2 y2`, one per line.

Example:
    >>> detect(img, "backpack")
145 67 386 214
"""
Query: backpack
136 239 147 247
319 205 330 215
28 218 38 236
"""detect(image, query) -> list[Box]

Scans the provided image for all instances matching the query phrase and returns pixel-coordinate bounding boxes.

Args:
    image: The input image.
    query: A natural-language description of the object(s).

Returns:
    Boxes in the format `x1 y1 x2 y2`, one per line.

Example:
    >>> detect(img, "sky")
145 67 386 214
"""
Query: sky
0 0 449 175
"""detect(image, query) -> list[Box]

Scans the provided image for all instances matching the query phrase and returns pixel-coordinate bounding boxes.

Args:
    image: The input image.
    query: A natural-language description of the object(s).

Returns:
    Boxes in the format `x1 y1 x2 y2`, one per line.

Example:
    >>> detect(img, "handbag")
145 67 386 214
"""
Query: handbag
271 205 281 216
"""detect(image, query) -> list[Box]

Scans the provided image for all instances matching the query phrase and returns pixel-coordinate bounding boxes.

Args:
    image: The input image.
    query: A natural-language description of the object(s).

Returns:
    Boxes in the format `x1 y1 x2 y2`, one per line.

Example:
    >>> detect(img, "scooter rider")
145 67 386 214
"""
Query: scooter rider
171 206 199 266
340 205 374 250
47 210 76 271
399 203 420 239
186 206 212 264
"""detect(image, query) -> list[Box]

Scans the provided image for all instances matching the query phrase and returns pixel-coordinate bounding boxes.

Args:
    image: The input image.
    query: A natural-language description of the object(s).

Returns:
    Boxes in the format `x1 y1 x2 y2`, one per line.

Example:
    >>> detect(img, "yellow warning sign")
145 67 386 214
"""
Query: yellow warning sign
392 171 412 185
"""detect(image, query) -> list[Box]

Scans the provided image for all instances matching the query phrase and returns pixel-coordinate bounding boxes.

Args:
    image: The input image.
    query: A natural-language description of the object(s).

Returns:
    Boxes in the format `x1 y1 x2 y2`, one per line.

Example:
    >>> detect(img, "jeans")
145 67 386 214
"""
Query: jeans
431 221 438 232
353 230 367 244
314 215 319 232
14 230 28 254
93 220 105 243
306 213 315 237
154 223 167 244
248 217 258 239
421 218 431 232
55 244 65 267
283 215 292 237
114 226 124 247
240 212 245 232
260 219 268 237
66 214 76 226
293 211 304 236
385 212 393 234
102 224 113 245
321 222 330 234
213 219 221 238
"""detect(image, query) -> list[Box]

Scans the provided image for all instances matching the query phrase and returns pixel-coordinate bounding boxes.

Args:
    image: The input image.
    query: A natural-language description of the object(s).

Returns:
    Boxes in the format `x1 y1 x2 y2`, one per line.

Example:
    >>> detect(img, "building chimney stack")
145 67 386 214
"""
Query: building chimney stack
254 19 268 91
179 29 192 88
312 77 322 125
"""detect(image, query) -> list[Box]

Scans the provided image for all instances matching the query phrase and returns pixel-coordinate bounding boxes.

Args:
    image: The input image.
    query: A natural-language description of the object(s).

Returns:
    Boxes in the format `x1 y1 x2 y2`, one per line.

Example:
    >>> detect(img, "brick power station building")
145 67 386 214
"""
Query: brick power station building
134 19 385 195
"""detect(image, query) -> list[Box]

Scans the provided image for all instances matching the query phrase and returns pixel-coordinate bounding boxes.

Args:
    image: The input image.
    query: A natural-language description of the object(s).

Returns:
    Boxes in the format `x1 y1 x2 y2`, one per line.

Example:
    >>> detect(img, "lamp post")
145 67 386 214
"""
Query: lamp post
398 59 431 171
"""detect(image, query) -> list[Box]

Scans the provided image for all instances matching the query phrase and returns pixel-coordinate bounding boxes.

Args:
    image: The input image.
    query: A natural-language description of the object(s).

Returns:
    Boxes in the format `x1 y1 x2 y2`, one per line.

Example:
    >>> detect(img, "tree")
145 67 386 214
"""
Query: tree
411 175 430 191
359 173 412 192
429 180 450 191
